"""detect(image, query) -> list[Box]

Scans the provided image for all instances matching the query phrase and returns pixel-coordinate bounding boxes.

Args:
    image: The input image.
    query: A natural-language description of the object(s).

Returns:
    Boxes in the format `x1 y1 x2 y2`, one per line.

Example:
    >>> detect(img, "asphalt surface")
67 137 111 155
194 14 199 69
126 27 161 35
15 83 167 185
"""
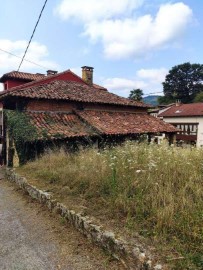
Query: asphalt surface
0 172 123 270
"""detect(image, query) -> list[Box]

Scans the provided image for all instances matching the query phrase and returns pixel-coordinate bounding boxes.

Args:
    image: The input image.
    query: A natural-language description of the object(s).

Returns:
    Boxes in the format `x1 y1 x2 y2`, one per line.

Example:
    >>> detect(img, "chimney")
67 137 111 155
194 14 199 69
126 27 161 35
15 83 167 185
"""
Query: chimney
81 66 94 85
47 70 58 76
176 99 181 106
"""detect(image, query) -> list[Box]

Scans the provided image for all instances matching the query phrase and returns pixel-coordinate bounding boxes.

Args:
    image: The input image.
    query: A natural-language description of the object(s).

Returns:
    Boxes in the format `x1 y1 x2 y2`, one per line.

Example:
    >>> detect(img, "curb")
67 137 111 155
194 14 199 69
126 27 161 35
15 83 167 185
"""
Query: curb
5 168 167 270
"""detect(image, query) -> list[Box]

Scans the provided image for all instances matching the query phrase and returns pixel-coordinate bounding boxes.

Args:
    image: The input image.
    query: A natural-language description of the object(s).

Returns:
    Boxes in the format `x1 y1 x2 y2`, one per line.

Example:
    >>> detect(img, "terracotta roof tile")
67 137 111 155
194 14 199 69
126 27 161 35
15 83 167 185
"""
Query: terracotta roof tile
26 111 96 139
93 83 107 91
0 71 45 82
76 110 177 135
1 80 149 108
0 69 91 89
159 103 203 117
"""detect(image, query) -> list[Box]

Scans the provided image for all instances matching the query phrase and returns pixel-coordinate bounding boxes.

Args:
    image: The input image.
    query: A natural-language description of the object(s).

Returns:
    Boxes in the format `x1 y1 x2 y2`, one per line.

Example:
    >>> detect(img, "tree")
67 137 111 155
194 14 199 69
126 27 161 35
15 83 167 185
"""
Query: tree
129 89 143 101
157 96 174 105
162 62 203 104
194 91 203 102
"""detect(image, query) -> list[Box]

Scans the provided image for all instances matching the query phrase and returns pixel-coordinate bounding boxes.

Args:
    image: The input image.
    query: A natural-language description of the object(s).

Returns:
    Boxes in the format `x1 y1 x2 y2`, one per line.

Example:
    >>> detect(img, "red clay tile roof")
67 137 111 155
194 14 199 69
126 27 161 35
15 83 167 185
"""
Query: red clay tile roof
1 80 149 108
26 110 177 140
0 69 103 93
0 68 94 89
159 103 203 117
0 71 45 82
76 110 177 135
26 111 96 139
93 83 107 91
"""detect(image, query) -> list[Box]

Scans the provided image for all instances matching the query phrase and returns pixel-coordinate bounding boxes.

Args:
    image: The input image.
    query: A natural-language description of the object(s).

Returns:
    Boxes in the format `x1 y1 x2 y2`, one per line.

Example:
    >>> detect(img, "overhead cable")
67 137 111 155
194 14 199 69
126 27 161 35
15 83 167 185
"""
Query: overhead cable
0 47 49 70
143 91 163 96
17 0 48 71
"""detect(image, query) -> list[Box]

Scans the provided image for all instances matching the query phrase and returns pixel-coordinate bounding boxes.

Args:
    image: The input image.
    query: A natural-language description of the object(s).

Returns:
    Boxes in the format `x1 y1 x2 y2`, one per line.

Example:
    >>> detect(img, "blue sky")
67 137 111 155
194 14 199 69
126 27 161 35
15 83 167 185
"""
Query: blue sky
0 0 202 97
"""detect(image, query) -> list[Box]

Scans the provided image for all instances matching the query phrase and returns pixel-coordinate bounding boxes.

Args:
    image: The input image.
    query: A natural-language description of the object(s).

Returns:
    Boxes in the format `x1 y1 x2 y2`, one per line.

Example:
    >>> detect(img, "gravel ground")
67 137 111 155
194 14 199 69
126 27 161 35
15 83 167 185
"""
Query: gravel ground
0 172 124 270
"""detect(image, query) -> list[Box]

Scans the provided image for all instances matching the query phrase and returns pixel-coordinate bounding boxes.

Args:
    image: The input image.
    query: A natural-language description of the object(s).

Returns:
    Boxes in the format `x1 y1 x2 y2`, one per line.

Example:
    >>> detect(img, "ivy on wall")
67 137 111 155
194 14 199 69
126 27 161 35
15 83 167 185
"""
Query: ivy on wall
5 110 38 165
6 110 38 142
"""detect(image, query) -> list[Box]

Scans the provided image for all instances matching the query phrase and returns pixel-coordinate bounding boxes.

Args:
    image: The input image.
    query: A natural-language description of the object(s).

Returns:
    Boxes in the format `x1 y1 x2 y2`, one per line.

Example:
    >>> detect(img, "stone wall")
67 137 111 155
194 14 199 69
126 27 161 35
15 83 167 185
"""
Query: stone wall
5 168 167 270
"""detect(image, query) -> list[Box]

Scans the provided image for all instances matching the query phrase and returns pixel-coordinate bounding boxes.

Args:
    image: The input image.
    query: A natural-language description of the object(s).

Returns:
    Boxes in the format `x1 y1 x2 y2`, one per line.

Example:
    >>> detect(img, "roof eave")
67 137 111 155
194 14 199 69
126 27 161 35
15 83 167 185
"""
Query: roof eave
160 114 203 118
0 93 150 108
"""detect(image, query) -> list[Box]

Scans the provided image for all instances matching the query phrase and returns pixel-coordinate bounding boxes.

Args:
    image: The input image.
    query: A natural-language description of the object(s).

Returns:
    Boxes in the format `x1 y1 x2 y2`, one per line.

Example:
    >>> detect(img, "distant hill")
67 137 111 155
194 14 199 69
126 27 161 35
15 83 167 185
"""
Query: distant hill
143 95 161 106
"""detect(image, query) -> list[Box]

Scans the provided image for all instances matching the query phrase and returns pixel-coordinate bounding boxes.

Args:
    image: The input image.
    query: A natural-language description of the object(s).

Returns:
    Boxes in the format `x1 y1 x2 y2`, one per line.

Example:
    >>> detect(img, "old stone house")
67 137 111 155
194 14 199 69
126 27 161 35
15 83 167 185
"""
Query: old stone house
0 66 177 165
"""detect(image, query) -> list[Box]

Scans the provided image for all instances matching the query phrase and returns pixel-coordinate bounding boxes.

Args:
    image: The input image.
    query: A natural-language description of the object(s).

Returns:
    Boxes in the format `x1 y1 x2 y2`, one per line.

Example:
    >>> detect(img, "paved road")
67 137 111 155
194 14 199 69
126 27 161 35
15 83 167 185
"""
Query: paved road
0 175 123 270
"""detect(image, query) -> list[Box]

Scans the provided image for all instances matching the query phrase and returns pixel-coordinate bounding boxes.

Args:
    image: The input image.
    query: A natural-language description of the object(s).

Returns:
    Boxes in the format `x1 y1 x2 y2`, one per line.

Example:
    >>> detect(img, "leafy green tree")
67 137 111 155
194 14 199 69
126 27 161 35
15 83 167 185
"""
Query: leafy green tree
157 96 174 105
194 91 203 102
162 62 203 104
129 89 143 101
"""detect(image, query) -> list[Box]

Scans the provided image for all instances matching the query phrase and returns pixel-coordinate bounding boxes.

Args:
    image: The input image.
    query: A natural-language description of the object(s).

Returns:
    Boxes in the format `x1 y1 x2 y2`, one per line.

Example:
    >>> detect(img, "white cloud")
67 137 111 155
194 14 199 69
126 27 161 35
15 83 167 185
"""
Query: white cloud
55 1 193 59
136 68 167 83
55 0 143 22
104 77 147 95
84 3 193 59
103 68 168 97
149 3 193 47
0 39 59 73
102 77 152 97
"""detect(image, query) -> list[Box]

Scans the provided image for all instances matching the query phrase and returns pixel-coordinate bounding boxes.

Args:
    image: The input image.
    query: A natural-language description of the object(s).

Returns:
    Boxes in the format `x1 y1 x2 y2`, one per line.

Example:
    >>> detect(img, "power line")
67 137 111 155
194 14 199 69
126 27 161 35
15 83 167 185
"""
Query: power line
143 91 163 96
17 0 48 71
0 47 49 70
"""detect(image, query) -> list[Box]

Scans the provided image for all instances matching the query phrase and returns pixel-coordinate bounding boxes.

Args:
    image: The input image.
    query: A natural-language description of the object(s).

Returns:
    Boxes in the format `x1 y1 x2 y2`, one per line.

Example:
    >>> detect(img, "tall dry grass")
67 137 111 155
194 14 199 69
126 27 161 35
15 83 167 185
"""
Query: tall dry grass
18 142 203 268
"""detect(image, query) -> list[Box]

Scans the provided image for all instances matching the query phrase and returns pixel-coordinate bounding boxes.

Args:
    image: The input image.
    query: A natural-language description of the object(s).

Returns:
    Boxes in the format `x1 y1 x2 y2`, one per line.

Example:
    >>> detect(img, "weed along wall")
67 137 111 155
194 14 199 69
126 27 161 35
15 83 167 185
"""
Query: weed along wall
15 142 203 269
6 168 167 270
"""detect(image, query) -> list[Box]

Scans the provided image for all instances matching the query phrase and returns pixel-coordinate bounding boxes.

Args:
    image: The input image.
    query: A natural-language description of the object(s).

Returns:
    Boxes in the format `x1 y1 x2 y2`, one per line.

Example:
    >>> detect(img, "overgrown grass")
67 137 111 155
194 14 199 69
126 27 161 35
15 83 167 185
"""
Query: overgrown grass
17 142 203 269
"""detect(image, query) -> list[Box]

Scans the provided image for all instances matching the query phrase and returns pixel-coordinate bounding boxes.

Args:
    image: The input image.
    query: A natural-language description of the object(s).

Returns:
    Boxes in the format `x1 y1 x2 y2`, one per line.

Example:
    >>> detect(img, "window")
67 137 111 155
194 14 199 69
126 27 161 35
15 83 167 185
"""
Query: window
173 123 198 136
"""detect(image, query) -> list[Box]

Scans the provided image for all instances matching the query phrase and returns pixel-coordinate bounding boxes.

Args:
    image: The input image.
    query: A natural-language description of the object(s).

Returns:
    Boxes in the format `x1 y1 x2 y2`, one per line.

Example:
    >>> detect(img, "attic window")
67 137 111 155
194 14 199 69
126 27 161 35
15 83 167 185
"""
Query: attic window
175 110 182 113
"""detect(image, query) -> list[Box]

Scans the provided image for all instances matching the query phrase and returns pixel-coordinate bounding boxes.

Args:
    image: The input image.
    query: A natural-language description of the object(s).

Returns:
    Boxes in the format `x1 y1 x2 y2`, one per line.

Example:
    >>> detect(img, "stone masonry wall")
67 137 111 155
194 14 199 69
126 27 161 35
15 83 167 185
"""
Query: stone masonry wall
5 168 167 270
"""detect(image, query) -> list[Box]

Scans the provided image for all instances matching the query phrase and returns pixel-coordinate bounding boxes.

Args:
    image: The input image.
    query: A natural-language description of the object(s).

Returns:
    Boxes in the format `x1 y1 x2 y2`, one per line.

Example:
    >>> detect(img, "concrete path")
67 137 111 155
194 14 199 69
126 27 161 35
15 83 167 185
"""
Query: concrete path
0 173 123 270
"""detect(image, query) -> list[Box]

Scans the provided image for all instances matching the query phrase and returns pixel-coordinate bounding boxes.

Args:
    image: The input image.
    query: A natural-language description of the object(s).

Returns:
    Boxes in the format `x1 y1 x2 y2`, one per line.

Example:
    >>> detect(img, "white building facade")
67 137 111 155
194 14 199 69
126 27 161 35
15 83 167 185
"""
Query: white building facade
158 103 203 147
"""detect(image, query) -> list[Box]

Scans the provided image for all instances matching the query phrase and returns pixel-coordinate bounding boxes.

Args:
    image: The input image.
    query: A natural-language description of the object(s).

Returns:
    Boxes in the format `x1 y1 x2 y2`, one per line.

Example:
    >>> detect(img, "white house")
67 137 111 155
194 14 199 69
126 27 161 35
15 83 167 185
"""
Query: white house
158 103 203 147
